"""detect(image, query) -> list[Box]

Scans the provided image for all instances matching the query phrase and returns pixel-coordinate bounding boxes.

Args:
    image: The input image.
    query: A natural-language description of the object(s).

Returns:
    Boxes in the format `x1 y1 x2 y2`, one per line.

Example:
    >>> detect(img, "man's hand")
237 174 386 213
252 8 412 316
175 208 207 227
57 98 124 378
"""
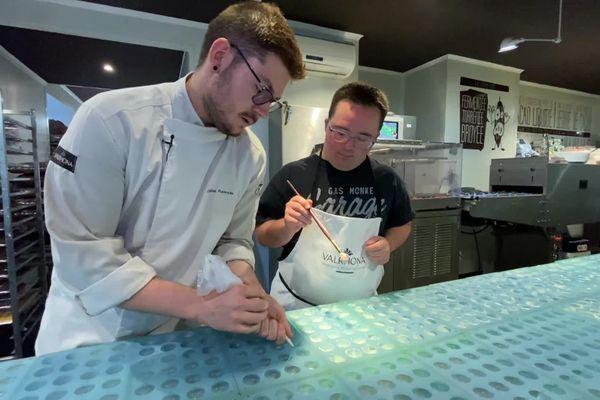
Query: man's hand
191 260 269 335
194 285 268 334
283 195 312 234
255 194 313 248
227 260 291 344
258 295 292 345
364 236 391 265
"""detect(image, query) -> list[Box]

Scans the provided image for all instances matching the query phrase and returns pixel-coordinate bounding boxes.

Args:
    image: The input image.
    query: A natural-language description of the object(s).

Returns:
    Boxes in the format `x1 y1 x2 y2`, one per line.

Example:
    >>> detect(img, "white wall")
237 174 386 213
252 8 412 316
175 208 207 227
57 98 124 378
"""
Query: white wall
358 66 405 114
403 55 523 189
404 58 448 142
1 0 207 163
446 57 522 190
518 81 600 147
1 0 207 74
2 0 362 165
1 0 360 99
0 47 50 161
283 71 357 109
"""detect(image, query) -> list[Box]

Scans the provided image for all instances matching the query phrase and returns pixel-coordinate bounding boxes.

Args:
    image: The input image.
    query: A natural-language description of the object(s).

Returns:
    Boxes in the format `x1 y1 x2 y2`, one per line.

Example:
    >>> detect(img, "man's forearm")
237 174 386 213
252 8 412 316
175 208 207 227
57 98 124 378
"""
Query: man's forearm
385 223 412 252
121 277 207 321
255 219 296 248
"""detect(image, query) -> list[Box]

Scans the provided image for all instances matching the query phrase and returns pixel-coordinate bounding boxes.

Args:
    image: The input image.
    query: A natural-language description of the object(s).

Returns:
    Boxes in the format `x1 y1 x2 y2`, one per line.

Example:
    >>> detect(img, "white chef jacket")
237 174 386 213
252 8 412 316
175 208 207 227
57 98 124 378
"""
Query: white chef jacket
36 75 266 355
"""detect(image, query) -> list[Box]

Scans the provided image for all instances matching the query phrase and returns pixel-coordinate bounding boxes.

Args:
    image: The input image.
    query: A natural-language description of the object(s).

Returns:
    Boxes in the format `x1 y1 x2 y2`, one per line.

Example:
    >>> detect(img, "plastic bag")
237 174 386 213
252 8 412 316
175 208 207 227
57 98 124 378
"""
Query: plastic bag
197 255 242 296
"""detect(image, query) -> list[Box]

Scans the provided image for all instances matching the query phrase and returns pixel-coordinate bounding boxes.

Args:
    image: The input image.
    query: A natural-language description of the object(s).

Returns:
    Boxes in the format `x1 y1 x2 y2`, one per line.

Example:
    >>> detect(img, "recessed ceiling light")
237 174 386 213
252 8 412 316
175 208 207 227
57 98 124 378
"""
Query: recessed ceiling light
103 63 115 73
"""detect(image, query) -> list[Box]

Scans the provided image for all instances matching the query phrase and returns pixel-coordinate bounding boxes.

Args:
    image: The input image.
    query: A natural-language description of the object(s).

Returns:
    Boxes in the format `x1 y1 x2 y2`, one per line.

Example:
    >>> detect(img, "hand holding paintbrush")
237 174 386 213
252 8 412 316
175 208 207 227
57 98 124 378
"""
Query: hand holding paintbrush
286 180 349 262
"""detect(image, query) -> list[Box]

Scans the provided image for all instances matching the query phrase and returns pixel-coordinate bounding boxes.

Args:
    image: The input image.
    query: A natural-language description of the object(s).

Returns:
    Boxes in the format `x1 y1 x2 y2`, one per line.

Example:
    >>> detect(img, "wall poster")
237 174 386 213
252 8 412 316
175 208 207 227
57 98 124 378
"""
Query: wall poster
459 77 511 151
459 89 488 151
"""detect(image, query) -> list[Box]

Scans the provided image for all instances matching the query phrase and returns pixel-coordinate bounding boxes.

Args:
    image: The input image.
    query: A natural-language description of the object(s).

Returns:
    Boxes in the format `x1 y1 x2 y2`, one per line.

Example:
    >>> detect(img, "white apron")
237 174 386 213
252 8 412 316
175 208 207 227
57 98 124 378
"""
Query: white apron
271 207 383 309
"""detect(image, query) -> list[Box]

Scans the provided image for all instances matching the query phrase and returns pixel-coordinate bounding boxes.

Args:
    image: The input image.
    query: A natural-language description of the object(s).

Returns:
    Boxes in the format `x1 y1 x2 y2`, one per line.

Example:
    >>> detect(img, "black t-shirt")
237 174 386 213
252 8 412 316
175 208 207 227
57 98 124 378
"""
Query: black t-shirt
256 154 414 260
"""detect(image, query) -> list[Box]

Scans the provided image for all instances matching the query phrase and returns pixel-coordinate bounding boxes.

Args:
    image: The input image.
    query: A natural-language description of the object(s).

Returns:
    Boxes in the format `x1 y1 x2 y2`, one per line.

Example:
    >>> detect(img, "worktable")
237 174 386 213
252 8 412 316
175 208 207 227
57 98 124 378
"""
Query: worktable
1 254 599 399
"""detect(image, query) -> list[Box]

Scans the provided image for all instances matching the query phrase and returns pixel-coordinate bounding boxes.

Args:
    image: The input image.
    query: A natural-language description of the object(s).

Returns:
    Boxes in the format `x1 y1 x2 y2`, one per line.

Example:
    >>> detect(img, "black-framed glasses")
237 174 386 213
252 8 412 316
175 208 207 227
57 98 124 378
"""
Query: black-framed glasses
231 43 283 113
327 123 377 149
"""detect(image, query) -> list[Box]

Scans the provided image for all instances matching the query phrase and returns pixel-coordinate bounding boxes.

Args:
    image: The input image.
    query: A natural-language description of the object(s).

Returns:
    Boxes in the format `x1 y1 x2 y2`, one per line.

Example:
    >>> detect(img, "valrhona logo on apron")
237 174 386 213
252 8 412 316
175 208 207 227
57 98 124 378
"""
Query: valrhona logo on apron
279 207 383 305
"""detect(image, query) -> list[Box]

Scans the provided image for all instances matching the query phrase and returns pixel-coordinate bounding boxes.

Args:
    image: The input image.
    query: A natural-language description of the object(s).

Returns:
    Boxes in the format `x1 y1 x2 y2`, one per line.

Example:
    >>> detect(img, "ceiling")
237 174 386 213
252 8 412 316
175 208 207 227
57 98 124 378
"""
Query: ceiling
2 0 599 99
0 25 183 101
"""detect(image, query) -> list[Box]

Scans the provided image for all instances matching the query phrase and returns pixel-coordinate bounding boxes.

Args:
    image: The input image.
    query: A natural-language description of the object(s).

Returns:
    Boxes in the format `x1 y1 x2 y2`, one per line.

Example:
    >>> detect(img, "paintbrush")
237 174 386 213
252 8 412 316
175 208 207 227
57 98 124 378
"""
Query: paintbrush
286 180 349 262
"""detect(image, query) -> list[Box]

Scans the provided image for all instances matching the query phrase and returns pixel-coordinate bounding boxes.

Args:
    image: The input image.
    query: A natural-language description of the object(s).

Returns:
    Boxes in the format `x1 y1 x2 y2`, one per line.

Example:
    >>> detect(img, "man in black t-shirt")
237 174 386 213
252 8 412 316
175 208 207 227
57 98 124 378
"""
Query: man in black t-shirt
255 82 414 309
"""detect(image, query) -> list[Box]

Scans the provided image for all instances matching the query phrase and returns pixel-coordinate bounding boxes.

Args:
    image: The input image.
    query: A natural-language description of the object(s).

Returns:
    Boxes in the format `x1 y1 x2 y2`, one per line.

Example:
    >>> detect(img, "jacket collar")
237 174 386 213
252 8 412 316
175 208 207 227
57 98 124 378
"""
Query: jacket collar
171 72 205 127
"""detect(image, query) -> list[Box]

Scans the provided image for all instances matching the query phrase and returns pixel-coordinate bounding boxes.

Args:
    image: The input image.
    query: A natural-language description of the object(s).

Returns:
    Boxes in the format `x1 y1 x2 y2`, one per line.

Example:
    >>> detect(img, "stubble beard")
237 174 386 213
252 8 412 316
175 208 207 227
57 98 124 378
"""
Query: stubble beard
202 69 245 137
202 93 244 137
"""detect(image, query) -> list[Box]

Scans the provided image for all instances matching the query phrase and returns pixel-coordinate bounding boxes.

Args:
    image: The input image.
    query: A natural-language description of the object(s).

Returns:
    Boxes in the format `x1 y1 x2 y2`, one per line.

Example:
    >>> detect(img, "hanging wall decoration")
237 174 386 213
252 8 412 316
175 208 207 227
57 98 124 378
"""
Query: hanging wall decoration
459 89 488 151
488 97 511 151
459 77 512 151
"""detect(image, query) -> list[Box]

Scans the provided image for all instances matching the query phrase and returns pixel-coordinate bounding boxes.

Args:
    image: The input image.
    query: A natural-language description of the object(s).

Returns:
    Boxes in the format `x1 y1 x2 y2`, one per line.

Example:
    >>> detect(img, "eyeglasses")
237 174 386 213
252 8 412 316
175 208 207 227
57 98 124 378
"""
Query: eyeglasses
327 123 377 149
231 43 283 113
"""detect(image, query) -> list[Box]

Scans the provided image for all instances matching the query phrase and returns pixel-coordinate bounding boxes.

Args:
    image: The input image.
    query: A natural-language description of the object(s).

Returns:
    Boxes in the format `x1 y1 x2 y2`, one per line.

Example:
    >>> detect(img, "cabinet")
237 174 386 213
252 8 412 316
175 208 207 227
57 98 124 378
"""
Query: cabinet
0 93 48 359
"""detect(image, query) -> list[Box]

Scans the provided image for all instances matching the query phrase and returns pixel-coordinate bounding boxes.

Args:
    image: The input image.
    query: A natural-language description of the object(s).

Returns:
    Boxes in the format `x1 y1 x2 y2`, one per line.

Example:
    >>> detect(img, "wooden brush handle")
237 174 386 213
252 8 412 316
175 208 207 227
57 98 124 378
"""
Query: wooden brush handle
307 208 343 254
286 180 343 254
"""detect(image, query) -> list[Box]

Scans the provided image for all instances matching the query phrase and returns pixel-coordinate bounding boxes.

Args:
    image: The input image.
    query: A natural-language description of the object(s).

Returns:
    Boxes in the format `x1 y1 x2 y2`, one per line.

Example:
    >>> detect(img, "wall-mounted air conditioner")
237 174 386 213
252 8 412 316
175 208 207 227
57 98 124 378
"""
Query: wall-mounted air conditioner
296 35 356 79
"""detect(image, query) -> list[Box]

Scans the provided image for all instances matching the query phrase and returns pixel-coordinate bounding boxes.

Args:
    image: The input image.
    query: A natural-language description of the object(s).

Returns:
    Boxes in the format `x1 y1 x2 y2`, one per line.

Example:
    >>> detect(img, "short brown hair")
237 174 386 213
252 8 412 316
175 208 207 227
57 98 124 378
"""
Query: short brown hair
328 82 390 127
198 1 305 80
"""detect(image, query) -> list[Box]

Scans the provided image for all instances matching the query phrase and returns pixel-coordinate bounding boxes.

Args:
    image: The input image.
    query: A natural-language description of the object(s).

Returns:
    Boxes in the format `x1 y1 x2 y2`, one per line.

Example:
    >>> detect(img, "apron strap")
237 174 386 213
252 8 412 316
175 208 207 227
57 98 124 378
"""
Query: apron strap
367 156 383 218
279 272 317 307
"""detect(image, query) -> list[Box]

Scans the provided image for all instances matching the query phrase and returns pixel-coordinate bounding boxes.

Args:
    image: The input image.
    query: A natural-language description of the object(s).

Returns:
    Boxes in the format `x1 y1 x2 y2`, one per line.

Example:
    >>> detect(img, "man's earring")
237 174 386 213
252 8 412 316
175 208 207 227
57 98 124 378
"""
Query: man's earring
213 65 218 71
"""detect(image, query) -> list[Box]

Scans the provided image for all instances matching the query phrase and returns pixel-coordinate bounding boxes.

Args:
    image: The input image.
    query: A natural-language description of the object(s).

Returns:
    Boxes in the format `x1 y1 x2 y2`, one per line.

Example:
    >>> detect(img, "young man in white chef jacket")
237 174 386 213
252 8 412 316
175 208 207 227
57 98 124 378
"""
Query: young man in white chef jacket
256 82 414 309
36 1 306 355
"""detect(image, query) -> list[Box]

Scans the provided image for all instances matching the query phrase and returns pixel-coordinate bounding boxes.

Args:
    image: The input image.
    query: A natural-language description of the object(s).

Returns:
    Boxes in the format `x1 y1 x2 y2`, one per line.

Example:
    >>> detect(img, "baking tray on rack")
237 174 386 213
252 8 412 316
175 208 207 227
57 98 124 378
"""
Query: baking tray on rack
0 261 40 309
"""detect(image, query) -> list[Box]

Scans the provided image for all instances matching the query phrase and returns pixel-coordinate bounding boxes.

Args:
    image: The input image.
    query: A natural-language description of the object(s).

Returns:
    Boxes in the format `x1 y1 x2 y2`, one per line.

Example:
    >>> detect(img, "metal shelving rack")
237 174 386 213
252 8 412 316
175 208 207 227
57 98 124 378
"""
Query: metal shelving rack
0 92 48 359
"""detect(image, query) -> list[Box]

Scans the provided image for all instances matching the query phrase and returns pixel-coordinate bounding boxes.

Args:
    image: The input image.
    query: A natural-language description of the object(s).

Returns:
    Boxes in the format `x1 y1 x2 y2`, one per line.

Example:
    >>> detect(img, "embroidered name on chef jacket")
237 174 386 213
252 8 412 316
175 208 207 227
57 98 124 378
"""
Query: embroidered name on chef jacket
51 146 78 173
206 188 235 196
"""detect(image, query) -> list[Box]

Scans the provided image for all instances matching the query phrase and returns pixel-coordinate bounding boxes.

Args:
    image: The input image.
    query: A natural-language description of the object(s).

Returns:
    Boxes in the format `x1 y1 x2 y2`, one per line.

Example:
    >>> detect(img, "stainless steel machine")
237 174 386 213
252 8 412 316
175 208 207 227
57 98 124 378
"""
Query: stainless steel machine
462 157 600 268
464 157 600 227
370 140 463 292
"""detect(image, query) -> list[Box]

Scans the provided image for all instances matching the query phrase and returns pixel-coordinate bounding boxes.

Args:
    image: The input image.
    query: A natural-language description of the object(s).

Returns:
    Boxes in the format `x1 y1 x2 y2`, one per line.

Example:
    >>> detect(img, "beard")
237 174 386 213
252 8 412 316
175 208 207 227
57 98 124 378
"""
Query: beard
202 70 258 137
203 93 240 137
